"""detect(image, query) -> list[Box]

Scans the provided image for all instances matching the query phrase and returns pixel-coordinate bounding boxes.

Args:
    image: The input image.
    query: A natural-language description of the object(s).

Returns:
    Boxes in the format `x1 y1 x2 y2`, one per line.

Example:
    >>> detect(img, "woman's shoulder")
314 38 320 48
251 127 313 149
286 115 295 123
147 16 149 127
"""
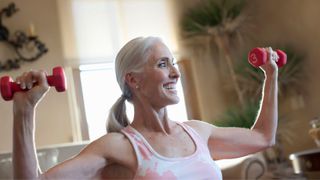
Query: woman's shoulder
86 132 132 158
88 131 136 168
183 120 215 139
93 131 132 151
183 119 213 130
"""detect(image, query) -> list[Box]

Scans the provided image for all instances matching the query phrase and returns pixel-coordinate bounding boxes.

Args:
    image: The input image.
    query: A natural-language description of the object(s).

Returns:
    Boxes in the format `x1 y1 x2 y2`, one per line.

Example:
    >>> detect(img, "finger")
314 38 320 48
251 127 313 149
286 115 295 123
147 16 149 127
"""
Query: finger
25 71 35 90
268 47 273 61
19 72 29 90
267 47 279 63
15 76 21 84
30 70 49 90
36 70 48 86
274 52 279 62
268 50 279 63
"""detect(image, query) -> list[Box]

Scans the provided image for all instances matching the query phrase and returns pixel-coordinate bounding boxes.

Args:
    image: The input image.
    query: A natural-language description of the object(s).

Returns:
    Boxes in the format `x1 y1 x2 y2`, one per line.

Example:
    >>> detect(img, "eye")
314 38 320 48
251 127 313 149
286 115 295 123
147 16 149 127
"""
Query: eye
158 61 167 68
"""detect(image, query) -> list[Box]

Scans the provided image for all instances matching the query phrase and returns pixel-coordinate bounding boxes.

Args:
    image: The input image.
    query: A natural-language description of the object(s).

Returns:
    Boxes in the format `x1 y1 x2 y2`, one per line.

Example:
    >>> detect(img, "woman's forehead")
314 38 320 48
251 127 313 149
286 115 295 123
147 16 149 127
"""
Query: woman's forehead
149 42 173 61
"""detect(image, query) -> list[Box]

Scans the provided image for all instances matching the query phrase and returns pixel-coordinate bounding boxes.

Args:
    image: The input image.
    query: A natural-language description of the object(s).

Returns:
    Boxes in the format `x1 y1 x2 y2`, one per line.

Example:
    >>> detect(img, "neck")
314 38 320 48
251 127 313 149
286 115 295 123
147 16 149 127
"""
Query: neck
131 100 173 135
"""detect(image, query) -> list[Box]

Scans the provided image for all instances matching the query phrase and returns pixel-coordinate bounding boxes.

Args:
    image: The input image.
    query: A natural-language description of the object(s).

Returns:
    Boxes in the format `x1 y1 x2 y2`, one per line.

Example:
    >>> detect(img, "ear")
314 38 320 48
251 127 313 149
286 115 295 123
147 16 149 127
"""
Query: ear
125 72 140 90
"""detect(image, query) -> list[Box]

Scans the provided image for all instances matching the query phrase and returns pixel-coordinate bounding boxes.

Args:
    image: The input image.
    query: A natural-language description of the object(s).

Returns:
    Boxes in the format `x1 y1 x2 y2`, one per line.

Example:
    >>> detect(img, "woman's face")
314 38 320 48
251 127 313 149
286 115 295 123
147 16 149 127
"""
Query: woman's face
138 41 181 109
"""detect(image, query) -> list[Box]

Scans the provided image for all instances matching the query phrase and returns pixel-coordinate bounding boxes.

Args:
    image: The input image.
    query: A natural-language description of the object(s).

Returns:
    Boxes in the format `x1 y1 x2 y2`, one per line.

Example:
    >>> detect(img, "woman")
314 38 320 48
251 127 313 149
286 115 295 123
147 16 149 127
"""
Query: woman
12 36 278 179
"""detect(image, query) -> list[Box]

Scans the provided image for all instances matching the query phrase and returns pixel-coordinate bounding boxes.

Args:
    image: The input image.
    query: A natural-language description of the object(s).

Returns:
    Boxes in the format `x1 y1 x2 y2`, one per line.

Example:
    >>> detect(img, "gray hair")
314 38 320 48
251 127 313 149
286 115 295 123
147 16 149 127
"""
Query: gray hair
107 36 162 133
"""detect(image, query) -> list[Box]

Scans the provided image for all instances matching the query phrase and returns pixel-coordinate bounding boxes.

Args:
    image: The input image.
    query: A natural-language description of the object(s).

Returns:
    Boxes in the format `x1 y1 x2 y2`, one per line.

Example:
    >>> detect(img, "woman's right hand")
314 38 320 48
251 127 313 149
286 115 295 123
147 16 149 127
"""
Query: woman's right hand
13 70 50 111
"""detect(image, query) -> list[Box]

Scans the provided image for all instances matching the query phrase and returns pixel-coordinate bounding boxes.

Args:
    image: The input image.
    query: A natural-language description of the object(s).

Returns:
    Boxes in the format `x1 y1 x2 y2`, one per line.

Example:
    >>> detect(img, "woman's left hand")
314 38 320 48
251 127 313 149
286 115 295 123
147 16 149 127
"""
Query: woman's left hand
259 47 279 75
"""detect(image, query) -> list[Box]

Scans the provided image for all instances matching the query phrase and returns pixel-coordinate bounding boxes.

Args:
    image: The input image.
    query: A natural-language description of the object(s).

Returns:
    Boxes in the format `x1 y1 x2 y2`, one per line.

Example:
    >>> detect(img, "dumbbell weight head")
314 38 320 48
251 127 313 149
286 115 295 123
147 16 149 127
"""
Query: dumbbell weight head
47 66 67 92
275 49 287 68
0 76 14 101
248 48 287 68
248 47 267 67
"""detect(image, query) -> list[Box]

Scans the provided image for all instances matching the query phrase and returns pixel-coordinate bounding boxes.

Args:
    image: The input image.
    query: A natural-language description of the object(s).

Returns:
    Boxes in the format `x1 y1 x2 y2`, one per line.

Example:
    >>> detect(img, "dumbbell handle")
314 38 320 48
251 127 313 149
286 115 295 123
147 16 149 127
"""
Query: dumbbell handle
248 48 287 68
0 66 66 101
5 76 59 92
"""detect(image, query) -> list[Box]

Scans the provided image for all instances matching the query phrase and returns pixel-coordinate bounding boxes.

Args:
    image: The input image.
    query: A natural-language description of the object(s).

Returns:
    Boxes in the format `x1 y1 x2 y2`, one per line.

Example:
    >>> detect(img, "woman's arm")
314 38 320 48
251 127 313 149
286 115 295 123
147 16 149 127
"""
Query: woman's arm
13 109 109 179
13 104 108 179
251 50 278 146
14 106 128 179
11 70 132 179
12 70 50 178
40 136 114 179
187 48 279 160
13 98 127 179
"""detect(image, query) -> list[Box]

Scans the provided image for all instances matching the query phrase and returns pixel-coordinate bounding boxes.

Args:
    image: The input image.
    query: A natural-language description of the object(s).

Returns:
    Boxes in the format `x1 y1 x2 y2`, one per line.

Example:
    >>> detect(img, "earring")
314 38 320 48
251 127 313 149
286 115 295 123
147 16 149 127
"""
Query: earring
135 85 139 89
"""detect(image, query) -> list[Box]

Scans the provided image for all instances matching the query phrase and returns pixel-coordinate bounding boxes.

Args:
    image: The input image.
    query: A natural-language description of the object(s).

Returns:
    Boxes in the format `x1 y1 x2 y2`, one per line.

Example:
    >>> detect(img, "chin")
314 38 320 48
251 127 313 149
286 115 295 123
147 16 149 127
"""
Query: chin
156 94 180 107
168 97 180 105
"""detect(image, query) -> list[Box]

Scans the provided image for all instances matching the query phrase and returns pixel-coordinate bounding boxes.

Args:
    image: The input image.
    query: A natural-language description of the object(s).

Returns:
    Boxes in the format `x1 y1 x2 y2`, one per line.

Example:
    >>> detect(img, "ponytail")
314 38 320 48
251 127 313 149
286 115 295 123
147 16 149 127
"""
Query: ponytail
106 95 130 133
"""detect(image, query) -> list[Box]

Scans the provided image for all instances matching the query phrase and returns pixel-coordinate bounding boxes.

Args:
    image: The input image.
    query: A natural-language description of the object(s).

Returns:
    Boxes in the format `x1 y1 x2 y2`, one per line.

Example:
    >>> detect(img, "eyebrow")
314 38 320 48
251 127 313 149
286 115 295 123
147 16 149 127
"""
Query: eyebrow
157 57 175 62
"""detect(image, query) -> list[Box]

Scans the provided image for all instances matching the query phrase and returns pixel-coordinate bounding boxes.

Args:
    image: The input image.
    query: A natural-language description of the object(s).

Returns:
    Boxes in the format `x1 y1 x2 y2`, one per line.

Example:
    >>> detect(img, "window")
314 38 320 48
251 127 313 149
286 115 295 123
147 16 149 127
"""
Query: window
63 0 178 65
80 63 187 140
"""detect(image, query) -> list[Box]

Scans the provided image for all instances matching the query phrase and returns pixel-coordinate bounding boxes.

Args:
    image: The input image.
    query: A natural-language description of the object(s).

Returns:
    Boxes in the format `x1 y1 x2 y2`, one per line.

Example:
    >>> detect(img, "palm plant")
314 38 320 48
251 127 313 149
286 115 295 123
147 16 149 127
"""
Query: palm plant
181 0 250 106
213 101 259 128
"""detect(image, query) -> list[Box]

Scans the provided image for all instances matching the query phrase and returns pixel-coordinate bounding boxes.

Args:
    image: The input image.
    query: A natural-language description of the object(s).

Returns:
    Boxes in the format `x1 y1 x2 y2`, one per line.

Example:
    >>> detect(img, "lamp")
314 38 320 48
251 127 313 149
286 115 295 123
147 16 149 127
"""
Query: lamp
0 3 48 72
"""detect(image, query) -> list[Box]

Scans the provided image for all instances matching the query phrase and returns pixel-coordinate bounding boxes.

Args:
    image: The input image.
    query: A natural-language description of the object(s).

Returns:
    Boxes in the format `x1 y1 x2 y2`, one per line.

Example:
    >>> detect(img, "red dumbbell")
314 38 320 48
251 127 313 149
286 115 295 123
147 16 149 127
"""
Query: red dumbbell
248 47 287 68
0 66 67 101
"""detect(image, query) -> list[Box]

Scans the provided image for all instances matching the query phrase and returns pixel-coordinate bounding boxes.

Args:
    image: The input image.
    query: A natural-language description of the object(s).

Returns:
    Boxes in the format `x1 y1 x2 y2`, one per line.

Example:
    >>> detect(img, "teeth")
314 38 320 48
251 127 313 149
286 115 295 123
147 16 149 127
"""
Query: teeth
164 84 176 90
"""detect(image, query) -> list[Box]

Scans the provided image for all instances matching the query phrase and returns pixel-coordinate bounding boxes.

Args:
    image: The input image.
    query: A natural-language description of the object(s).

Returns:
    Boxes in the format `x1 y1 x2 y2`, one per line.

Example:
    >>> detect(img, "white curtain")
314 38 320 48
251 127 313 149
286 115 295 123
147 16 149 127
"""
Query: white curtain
57 0 178 67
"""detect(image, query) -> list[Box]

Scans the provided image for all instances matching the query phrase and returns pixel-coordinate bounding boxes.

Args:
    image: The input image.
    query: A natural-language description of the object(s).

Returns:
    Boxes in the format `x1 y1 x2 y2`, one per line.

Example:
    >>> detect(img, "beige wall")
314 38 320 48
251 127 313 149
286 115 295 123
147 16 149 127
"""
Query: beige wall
0 0 73 153
173 0 320 158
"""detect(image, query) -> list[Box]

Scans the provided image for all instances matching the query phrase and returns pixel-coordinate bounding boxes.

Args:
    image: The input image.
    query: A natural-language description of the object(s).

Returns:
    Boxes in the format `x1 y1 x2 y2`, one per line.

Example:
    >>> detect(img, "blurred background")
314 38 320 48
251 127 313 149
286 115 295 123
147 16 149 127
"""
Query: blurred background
0 0 319 179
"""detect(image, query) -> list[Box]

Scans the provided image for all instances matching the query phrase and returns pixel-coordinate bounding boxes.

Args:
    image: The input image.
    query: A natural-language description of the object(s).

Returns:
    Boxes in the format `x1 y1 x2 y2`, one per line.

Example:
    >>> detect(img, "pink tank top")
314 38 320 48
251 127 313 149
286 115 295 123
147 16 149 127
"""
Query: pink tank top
121 123 222 179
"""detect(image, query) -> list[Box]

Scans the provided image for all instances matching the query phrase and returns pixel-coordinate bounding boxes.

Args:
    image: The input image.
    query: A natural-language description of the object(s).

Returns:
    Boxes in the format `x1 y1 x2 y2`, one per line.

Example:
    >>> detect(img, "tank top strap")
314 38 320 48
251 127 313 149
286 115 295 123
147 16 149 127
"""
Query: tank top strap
121 126 154 166
176 122 209 153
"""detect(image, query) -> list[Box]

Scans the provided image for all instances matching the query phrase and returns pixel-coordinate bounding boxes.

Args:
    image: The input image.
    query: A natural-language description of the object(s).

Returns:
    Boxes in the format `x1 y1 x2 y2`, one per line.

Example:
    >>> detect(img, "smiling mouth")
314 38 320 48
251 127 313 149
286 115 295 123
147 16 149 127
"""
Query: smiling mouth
163 83 176 90
163 83 177 94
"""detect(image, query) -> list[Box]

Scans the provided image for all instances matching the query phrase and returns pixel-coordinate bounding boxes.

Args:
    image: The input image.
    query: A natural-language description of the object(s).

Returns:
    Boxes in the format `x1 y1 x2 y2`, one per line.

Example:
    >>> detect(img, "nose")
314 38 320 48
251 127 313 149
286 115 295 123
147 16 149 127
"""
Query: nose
169 64 180 79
